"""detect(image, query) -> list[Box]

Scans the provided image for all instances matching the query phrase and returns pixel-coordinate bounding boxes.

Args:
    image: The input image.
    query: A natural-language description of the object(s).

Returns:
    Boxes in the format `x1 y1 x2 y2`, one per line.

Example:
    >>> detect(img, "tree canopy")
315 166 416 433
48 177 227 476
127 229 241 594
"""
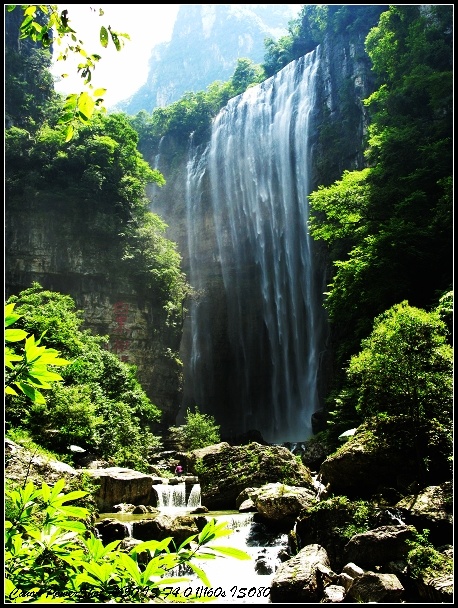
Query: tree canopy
308 5 453 379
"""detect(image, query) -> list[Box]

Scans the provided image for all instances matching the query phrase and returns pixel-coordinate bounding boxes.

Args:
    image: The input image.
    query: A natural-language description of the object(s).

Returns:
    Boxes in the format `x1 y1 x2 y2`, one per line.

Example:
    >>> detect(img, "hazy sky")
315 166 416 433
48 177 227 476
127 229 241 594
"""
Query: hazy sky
52 4 303 107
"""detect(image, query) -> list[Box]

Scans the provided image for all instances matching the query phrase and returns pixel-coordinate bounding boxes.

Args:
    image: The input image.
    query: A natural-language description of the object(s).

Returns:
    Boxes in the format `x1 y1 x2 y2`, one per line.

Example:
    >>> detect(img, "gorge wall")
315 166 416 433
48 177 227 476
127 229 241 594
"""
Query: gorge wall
5 192 183 429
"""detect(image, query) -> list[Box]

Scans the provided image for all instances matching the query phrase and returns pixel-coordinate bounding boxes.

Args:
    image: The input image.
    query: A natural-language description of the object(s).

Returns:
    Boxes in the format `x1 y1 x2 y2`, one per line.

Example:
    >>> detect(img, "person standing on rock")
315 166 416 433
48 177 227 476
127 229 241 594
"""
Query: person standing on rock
175 464 183 476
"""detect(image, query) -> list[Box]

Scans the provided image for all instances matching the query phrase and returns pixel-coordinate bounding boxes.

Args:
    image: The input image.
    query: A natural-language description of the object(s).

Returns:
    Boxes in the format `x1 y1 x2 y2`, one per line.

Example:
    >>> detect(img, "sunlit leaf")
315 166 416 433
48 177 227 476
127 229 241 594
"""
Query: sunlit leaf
207 545 251 560
5 328 28 341
188 562 211 587
64 124 74 142
100 25 108 48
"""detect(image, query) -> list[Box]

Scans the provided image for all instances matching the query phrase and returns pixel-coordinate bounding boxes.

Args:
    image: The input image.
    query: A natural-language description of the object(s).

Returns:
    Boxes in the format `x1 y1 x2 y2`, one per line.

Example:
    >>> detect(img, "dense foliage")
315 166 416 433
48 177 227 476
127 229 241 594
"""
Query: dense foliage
308 5 453 409
328 299 453 455
5 479 249 603
5 110 189 322
262 5 387 77
131 57 265 149
5 284 163 472
168 406 221 451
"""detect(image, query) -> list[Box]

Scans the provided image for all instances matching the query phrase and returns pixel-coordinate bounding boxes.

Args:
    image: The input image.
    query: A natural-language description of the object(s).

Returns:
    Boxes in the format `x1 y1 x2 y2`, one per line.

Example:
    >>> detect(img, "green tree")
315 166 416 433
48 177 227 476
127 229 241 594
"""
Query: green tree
5 285 162 470
230 58 264 96
307 5 453 388
169 407 221 451
340 300 453 425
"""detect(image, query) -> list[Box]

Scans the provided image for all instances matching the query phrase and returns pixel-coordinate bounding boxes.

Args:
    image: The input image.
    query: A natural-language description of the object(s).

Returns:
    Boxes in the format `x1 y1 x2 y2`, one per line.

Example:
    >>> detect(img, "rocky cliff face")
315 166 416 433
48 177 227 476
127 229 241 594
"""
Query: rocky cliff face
5 27 376 436
5 193 183 430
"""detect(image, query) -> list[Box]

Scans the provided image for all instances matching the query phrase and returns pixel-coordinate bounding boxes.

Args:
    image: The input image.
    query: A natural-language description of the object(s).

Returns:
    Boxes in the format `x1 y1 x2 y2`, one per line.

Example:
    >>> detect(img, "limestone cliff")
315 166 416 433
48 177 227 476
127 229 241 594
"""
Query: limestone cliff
5 193 183 430
5 26 376 437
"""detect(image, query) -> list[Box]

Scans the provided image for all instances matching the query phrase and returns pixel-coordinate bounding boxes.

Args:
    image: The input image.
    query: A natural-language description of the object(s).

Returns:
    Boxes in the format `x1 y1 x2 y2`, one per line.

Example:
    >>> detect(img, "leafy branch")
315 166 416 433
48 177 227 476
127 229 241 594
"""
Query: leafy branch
7 4 130 140
5 479 251 602
5 302 71 404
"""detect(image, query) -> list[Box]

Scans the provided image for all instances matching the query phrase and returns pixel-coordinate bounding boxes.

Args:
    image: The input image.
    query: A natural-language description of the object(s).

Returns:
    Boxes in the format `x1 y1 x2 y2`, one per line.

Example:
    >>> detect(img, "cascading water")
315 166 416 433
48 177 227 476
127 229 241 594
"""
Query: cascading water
183 47 327 443
152 483 202 511
169 512 289 604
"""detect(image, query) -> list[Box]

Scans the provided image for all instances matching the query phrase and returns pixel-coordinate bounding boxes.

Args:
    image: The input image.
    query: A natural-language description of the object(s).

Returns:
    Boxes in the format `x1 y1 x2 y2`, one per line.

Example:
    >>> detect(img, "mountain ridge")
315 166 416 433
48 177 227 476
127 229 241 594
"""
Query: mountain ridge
115 4 297 115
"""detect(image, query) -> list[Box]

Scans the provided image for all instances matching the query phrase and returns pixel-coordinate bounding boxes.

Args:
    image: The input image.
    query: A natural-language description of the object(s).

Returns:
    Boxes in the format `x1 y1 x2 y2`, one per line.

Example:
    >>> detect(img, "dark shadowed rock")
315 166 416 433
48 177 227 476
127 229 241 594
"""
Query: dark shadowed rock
132 514 199 548
347 571 405 603
343 525 417 568
395 481 453 546
319 418 452 499
95 518 129 544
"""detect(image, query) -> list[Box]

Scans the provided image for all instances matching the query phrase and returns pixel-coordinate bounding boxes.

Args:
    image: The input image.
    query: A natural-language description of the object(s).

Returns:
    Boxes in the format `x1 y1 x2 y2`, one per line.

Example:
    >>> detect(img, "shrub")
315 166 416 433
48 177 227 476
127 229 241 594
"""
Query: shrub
169 406 221 451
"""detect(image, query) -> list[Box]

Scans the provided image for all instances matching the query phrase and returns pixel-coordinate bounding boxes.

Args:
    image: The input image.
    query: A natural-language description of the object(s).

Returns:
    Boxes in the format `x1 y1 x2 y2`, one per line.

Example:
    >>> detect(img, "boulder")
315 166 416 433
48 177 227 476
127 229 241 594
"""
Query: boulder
343 525 417 568
243 483 317 527
414 571 453 603
95 518 130 544
86 467 154 512
132 514 199 548
186 442 313 510
270 544 330 603
321 584 346 603
319 417 452 499
395 481 453 546
347 571 405 603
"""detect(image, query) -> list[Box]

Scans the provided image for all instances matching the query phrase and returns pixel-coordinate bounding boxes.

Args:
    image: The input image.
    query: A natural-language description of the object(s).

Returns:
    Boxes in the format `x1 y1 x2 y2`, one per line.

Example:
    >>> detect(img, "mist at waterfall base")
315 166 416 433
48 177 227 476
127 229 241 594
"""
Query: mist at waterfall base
174 47 328 445
100 483 288 604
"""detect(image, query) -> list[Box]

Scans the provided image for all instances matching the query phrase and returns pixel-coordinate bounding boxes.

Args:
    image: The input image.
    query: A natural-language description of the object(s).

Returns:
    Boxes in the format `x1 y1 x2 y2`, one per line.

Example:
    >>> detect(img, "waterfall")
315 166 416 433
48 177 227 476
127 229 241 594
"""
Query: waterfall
183 47 327 443
187 483 202 508
153 483 201 510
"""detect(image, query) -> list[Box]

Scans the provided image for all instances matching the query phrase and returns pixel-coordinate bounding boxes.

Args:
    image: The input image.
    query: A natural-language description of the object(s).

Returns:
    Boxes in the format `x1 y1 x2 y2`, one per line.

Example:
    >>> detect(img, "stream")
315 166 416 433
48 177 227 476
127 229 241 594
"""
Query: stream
98 483 290 604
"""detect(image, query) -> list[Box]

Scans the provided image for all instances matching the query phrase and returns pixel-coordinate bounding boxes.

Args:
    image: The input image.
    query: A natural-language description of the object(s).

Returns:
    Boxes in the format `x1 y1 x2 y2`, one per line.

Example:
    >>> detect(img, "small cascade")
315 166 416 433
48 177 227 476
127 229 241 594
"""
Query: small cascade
168 512 288 603
124 521 133 538
153 483 186 508
385 509 406 526
187 483 202 508
152 482 202 510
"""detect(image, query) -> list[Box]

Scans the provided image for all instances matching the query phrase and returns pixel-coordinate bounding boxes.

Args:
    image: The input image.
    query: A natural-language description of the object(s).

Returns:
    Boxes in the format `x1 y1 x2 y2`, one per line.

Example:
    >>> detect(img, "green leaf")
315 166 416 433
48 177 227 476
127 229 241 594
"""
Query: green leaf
188 562 211 587
54 519 87 533
208 545 251 560
116 552 143 585
81 561 115 584
110 31 121 51
15 382 46 404
177 533 198 551
64 124 74 142
5 328 28 341
132 538 173 555
55 505 90 519
55 490 88 503
5 303 22 326
100 26 108 48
